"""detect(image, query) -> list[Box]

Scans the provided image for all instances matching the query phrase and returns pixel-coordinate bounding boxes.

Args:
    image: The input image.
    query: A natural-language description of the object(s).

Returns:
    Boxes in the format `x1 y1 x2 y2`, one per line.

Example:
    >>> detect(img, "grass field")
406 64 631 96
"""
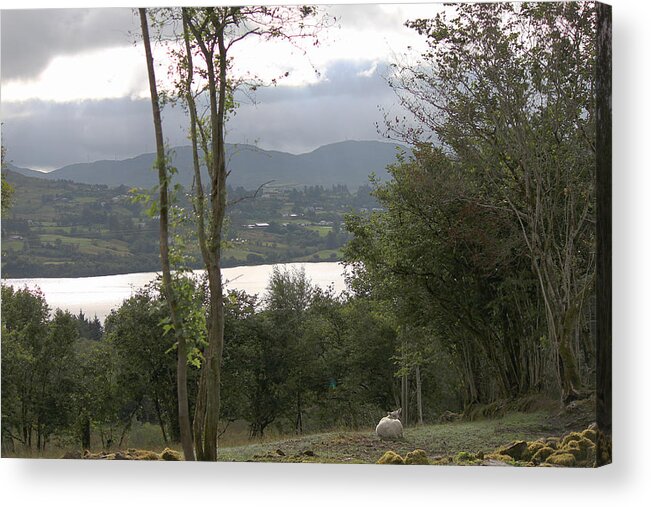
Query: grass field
305 225 332 237
5 399 598 464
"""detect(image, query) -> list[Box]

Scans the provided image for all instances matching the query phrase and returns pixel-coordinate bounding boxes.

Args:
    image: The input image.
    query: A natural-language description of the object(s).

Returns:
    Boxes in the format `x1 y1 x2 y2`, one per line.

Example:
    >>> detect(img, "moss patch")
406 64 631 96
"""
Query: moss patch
453 451 482 465
377 450 405 465
485 453 515 464
405 449 429 465
160 448 183 461
546 452 576 467
523 441 546 461
531 446 555 464
561 432 583 447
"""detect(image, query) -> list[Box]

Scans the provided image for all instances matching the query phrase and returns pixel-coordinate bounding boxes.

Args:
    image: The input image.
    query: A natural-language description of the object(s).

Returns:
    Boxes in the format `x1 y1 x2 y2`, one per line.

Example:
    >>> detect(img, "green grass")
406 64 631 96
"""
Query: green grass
216 411 560 464
2 239 24 252
305 225 332 237
4 398 597 463
36 234 131 256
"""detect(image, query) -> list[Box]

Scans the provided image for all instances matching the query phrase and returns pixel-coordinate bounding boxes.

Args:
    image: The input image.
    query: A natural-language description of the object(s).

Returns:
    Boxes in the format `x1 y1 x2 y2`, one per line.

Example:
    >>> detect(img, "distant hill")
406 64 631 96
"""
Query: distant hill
4 163 49 179
10 140 410 190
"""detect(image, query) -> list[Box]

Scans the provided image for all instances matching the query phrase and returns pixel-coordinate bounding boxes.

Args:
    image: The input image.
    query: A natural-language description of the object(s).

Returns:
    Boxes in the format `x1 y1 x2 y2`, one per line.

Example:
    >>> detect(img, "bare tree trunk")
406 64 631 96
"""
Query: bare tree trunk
296 391 303 434
184 9 228 461
192 365 207 459
118 406 138 448
401 372 409 427
81 414 91 450
139 8 194 461
415 365 423 425
153 396 169 445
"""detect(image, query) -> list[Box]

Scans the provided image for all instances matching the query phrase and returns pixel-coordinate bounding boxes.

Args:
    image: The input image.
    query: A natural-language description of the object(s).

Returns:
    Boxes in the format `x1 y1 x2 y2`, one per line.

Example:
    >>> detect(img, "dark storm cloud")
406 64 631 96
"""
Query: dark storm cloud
247 60 393 104
1 8 138 81
1 98 185 170
229 60 399 153
1 58 399 169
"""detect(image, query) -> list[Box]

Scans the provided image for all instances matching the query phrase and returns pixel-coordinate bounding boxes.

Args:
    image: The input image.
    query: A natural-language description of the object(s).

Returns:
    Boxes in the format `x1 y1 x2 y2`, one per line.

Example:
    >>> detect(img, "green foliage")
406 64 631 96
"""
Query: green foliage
384 2 598 401
104 284 190 444
343 145 545 408
1 285 79 451
1 173 13 214
344 1 598 408
1 145 13 214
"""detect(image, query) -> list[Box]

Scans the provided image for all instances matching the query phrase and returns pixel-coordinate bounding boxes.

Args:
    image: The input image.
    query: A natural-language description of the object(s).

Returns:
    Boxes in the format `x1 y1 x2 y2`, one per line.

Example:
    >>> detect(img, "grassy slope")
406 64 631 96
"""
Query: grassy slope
5 398 597 463
216 402 595 464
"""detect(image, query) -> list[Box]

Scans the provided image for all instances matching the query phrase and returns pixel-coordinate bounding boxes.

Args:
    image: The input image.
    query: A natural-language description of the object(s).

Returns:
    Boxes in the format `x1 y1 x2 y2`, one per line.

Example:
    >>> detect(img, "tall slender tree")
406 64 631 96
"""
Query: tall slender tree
139 8 195 461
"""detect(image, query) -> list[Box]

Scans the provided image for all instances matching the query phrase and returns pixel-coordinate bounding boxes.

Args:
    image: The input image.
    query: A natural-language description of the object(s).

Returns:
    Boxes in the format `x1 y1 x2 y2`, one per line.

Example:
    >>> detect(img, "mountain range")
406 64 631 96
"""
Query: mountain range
6 140 409 190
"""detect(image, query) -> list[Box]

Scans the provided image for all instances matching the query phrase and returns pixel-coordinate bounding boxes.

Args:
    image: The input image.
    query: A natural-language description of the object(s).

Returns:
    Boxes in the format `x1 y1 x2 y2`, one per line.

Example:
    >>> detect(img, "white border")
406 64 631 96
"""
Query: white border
1 0 650 505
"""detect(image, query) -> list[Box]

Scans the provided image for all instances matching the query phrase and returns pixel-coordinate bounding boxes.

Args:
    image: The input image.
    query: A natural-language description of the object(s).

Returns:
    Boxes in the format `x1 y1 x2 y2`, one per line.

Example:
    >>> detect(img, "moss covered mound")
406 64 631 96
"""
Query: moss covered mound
531 446 555 464
160 448 183 461
70 448 184 461
377 449 433 465
451 451 482 465
546 453 576 467
377 450 405 465
483 453 515 465
484 425 609 467
405 449 430 465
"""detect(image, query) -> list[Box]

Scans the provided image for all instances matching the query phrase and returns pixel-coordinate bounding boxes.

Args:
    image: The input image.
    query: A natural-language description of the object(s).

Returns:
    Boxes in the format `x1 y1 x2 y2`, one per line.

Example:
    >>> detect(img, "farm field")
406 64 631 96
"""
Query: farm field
1 170 375 277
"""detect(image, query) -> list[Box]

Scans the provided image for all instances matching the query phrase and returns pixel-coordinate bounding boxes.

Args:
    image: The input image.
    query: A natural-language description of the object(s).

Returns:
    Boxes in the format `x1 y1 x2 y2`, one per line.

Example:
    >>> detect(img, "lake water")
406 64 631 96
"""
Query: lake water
3 262 347 322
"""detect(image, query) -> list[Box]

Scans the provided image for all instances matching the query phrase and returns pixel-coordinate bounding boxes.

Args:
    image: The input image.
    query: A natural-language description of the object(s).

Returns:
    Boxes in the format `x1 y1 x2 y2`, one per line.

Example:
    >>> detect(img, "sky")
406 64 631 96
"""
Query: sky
0 2 442 172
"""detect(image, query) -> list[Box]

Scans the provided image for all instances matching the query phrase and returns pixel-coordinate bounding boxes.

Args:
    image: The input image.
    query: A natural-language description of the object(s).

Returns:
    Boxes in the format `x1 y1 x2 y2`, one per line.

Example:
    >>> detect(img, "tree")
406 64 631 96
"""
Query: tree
1 285 49 451
264 266 316 433
220 290 285 438
139 8 195 460
386 2 598 402
1 145 14 214
349 147 546 402
1 286 79 452
140 5 327 460
73 338 120 450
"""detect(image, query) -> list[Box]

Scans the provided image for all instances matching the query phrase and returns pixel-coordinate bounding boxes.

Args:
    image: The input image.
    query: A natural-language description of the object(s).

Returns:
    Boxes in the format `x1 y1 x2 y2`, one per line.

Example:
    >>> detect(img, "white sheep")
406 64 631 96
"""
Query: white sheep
375 408 404 440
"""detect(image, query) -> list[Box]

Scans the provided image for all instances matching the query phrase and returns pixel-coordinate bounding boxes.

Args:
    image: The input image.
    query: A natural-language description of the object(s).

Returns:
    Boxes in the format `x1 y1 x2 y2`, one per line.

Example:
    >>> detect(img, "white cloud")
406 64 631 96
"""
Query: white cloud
357 61 379 78
1 4 437 103
3 46 149 103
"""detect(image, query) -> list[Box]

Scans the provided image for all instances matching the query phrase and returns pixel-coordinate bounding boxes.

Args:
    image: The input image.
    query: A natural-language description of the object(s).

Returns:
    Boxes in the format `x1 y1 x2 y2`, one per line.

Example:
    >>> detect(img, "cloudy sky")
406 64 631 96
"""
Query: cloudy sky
0 2 443 172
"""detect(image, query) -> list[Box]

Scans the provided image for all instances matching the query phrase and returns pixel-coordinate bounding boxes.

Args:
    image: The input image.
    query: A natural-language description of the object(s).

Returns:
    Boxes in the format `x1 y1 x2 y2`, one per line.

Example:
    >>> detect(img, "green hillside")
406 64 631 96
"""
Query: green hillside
1 170 377 278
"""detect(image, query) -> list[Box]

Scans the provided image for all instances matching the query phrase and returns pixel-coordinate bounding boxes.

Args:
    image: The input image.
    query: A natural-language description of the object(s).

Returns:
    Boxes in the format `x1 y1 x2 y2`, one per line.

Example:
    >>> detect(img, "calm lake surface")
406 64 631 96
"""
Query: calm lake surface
4 262 347 322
